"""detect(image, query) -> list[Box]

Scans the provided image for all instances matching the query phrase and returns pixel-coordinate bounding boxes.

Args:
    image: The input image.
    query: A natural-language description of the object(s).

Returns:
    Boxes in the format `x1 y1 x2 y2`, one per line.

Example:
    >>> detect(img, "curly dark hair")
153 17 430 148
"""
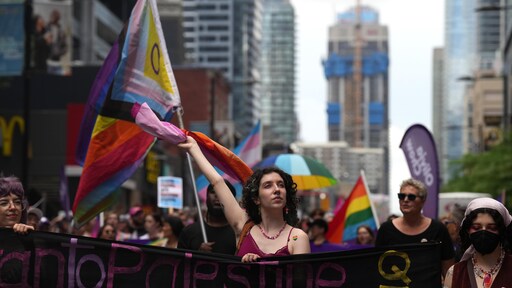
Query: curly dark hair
459 208 512 253
241 167 299 226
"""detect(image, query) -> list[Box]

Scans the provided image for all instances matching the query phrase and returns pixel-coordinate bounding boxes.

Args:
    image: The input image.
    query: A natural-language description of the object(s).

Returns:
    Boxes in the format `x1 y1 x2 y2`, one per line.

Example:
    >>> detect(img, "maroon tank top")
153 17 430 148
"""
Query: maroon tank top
236 227 293 257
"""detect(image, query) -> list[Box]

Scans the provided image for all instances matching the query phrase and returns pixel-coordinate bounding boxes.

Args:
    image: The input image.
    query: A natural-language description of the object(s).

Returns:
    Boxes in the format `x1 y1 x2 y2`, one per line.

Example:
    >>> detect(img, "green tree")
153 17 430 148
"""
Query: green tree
442 136 512 201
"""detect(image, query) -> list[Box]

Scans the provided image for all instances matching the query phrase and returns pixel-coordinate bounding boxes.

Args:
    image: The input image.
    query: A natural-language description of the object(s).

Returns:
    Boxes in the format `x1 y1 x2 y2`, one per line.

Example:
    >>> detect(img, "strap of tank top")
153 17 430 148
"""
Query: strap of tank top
286 226 294 243
236 220 255 253
466 259 477 288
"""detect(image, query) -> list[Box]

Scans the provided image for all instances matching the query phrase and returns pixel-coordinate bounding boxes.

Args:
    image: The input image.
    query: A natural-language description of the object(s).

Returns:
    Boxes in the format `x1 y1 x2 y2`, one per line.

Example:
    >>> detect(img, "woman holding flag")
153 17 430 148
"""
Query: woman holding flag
178 136 310 262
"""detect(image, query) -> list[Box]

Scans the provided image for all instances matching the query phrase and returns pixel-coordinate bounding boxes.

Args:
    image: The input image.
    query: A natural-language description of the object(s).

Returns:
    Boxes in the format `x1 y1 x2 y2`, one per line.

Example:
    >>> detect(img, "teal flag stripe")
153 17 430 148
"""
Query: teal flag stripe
343 218 378 241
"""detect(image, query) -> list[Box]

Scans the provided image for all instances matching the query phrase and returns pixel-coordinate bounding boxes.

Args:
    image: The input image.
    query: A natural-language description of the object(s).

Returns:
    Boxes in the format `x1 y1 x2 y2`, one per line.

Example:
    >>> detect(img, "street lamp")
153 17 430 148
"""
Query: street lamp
456 76 476 82
475 5 512 12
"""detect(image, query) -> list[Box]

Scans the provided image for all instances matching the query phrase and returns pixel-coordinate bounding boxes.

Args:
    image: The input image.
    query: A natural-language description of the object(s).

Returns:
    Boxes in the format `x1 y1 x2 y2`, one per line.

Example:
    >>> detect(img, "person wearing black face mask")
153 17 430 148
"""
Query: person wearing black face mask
178 180 237 254
444 198 512 288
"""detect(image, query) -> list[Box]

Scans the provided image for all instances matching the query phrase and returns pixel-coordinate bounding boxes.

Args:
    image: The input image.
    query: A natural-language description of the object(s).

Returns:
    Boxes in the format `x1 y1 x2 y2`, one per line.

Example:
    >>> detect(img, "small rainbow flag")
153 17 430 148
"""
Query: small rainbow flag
326 171 379 244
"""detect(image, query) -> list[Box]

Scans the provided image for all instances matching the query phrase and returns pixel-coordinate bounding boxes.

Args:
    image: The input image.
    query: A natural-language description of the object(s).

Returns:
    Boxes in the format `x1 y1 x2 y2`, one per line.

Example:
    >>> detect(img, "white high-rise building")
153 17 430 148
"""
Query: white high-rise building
322 6 389 194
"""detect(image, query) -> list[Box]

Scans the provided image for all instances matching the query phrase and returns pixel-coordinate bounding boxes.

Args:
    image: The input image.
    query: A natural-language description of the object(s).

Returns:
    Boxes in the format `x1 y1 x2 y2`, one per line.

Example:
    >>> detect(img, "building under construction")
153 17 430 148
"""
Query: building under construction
322 5 389 195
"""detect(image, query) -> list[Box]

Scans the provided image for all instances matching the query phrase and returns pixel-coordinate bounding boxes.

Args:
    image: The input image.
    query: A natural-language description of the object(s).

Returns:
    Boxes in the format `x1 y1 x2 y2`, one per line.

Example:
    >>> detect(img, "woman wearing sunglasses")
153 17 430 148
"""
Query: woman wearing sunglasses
375 178 455 279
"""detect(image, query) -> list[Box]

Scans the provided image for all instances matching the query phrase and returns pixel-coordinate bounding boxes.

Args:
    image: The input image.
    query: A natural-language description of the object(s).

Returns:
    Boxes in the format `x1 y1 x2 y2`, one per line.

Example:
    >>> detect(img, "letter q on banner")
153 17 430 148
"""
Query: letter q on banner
399 124 440 219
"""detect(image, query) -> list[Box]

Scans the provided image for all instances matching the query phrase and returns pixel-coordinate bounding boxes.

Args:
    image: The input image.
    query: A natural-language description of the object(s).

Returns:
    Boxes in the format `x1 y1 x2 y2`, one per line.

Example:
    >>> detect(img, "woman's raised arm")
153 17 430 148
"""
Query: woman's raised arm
178 136 248 233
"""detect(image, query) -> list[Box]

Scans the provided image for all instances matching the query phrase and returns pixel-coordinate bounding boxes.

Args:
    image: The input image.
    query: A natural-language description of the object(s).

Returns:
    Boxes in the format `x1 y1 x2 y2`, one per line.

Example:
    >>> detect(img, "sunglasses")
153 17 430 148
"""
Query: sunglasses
397 193 421 201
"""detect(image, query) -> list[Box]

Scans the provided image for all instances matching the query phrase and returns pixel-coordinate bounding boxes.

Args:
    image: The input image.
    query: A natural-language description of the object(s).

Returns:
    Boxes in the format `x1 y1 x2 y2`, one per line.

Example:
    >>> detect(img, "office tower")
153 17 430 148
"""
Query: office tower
442 0 477 180
323 6 388 148
503 1 512 134
260 0 297 146
182 0 263 136
158 0 186 66
82 0 184 65
476 0 500 70
432 48 444 167
463 0 502 153
322 6 388 194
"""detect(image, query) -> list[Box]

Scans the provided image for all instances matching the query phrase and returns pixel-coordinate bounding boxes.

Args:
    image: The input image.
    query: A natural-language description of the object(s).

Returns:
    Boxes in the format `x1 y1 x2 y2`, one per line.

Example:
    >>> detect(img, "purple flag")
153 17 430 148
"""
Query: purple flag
399 124 439 218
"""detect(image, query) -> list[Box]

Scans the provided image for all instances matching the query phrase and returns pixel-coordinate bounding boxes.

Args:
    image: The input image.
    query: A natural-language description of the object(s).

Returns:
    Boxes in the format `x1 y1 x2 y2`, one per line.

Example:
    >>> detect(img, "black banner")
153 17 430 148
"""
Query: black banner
0 229 441 287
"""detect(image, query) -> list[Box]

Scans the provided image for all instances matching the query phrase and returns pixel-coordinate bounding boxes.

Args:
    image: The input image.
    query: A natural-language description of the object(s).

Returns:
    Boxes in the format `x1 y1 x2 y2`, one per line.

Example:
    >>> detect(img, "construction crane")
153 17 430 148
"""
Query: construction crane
353 0 363 147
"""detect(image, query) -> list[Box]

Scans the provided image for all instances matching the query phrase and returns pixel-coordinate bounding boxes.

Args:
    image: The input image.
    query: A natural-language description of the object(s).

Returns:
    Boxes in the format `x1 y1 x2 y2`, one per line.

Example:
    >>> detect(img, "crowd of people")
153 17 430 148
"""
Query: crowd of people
2 149 512 287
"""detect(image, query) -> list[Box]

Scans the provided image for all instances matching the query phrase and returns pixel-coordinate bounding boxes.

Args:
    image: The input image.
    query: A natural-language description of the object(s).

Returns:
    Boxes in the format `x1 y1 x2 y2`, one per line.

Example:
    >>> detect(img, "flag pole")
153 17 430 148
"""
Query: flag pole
360 170 381 229
22 0 33 190
176 108 208 243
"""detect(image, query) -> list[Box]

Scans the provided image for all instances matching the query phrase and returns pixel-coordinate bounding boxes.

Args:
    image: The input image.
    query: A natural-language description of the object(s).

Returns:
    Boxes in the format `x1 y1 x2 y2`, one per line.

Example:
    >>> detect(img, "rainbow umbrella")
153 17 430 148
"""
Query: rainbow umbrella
254 154 337 190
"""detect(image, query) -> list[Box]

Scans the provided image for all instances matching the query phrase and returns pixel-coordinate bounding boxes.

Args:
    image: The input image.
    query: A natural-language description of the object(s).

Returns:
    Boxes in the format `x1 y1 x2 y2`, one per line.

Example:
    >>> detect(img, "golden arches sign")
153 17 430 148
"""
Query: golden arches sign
0 116 25 157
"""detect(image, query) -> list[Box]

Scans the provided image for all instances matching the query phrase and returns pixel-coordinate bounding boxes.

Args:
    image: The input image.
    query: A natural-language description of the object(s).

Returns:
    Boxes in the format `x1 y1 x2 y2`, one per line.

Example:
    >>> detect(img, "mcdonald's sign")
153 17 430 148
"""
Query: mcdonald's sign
0 115 24 157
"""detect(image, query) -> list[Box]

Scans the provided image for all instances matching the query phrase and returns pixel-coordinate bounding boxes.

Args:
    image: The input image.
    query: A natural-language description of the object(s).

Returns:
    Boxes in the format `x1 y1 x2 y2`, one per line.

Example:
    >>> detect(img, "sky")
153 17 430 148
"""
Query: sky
290 0 445 214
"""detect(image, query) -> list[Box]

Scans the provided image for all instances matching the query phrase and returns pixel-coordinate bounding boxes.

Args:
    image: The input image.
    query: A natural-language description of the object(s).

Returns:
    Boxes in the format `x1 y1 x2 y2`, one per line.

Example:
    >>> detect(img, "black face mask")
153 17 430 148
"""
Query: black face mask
470 230 501 255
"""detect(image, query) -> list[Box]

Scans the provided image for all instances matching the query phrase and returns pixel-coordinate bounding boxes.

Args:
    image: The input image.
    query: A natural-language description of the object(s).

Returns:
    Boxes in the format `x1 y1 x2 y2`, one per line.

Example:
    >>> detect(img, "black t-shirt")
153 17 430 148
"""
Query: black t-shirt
178 222 236 255
375 218 455 261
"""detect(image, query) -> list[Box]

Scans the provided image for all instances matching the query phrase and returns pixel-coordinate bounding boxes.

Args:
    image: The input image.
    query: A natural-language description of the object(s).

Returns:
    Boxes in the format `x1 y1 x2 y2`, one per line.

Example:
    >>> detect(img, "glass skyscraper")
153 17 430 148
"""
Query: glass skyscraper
260 0 297 145
442 0 477 180
182 0 263 136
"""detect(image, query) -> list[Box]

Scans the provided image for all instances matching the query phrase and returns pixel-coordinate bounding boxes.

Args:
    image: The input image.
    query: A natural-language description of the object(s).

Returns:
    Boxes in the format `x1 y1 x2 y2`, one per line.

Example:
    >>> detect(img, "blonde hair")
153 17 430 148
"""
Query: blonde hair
399 178 427 200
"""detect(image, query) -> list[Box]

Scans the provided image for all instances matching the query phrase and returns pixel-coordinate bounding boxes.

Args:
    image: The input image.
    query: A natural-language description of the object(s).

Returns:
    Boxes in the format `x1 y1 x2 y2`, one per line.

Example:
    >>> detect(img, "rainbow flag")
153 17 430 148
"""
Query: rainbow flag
326 171 379 244
72 0 180 227
195 121 262 200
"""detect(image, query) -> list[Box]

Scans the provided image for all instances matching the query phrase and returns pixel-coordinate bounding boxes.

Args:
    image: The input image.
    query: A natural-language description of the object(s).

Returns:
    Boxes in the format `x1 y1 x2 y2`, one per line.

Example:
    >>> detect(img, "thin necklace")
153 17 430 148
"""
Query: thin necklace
472 247 505 288
258 222 287 240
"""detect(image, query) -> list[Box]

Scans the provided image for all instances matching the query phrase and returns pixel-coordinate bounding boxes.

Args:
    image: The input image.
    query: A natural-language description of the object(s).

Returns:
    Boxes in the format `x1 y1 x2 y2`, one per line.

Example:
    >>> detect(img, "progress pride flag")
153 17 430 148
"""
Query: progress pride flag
399 124 440 218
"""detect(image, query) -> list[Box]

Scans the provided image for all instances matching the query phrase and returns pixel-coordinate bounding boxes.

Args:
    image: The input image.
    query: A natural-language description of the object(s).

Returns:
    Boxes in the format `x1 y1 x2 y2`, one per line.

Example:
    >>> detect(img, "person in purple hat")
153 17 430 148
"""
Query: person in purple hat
128 205 147 239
